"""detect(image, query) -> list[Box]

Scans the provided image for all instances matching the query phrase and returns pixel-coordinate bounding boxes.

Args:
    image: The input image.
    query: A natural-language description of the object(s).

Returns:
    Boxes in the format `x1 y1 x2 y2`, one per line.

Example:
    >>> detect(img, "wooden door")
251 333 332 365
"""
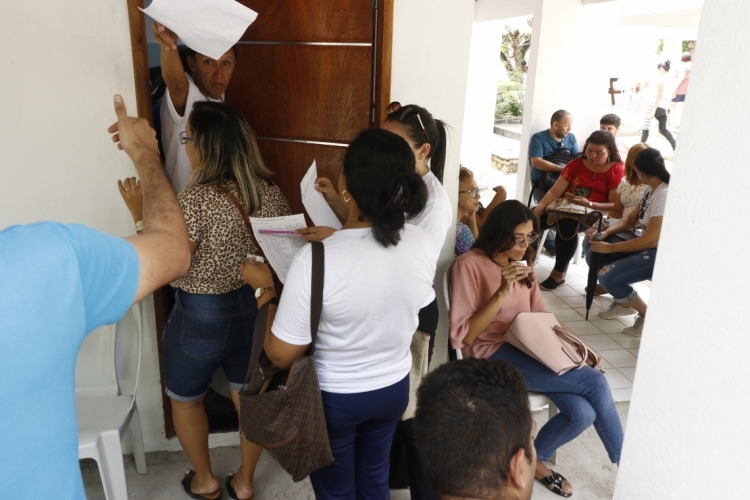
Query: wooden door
126 0 392 437
227 0 392 216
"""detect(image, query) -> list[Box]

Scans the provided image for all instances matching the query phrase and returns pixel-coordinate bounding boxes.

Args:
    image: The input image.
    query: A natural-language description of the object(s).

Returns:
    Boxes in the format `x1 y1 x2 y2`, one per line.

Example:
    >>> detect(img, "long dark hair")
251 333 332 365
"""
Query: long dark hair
344 129 428 247
471 200 539 288
580 129 622 164
384 104 448 183
634 148 670 184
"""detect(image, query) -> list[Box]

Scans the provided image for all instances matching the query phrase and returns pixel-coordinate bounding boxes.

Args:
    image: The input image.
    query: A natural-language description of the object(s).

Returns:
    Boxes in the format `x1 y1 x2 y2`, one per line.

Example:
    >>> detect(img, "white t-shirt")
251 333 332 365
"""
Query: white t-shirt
408 170 453 305
272 225 435 394
160 75 223 194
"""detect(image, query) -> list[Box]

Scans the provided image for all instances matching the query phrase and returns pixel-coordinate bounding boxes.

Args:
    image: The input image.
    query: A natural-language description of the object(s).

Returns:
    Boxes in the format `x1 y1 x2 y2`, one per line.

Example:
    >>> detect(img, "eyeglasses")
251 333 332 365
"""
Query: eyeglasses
385 101 429 143
513 234 539 246
459 187 481 198
179 131 194 145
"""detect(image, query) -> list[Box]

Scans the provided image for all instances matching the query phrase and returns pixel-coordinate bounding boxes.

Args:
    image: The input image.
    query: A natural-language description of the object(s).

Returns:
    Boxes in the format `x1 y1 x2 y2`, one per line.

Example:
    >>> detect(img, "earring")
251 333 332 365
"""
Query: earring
342 190 352 203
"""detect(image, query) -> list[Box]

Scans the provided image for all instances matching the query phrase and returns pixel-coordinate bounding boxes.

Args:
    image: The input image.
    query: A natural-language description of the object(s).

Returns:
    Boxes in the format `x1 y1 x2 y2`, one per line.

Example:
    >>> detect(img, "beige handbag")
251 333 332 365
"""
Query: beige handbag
546 198 590 241
504 312 603 375
402 330 430 420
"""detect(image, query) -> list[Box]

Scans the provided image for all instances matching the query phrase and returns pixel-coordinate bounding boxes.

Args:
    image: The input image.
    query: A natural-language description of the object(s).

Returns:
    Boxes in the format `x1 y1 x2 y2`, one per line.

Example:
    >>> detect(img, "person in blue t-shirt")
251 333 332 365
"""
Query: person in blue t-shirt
528 110 579 193
0 95 191 500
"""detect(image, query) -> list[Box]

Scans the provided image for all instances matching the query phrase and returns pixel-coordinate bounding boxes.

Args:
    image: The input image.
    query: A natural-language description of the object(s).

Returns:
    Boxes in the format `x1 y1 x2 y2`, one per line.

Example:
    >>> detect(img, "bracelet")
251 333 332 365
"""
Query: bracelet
588 201 593 209
135 220 143 232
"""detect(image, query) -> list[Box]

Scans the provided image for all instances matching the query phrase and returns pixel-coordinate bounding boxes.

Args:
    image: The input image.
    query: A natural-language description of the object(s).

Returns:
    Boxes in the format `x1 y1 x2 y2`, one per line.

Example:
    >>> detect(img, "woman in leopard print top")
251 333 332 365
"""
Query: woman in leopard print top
129 101 290 500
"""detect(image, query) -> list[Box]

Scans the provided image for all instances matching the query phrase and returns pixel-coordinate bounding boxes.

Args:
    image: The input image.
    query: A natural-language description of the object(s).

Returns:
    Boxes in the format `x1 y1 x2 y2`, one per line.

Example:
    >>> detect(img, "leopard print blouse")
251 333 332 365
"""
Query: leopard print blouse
171 179 291 294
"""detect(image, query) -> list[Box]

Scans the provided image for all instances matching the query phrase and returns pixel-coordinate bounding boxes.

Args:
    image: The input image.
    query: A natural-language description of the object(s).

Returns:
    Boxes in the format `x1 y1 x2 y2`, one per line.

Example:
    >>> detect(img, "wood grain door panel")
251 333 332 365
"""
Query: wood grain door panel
226 45 372 142
239 0 373 42
257 139 345 218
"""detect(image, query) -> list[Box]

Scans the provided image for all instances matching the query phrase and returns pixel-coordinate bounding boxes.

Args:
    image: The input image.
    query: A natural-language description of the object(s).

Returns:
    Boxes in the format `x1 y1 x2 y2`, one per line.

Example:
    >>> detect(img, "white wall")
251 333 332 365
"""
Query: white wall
460 20 504 174
391 0 475 368
613 0 750 496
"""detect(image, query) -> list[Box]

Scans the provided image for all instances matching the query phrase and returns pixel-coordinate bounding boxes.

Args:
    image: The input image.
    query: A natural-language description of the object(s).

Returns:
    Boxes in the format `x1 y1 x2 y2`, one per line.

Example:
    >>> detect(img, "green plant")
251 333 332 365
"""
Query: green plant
495 81 525 120
500 23 531 83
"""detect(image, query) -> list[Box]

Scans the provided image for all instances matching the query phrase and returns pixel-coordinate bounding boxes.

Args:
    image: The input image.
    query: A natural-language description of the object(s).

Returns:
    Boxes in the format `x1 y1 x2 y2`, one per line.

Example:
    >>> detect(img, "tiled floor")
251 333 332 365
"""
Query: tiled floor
534 250 649 402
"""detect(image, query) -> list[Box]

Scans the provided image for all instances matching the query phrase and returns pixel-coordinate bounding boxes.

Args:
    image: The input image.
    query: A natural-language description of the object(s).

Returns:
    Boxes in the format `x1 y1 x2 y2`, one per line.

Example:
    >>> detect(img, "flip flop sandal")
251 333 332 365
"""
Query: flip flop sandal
537 470 572 497
226 474 254 500
181 470 222 500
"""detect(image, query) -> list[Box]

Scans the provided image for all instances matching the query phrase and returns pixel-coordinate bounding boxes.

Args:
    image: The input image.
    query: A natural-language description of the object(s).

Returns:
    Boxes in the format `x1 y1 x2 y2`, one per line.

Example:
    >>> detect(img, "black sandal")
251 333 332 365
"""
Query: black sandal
226 474 254 500
181 470 222 500
537 470 572 497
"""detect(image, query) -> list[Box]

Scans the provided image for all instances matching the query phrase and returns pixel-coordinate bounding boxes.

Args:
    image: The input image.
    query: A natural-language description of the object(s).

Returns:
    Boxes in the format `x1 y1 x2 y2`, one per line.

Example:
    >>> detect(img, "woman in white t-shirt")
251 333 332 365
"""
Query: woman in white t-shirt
585 148 670 337
240 128 435 498
608 143 650 220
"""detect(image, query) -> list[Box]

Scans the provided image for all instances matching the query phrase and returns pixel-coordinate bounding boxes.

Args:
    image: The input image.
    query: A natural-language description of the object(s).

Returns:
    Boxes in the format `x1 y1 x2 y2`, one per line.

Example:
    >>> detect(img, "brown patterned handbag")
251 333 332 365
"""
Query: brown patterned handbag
238 241 333 482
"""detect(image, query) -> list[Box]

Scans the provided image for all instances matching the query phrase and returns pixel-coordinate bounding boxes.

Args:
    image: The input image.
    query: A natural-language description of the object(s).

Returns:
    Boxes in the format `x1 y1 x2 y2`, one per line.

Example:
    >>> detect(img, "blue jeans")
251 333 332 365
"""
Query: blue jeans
490 344 623 463
585 246 657 302
311 376 409 500
163 285 257 402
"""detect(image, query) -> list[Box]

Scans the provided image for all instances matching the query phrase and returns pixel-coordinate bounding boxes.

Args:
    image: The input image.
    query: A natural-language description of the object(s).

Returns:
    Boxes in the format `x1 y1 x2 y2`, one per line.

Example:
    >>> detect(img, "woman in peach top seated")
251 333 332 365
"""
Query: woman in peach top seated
449 200 623 498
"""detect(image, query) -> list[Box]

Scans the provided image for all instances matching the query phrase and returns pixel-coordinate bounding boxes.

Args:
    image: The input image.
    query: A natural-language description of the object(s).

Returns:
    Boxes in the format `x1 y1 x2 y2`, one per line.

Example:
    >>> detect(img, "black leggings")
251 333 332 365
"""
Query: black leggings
540 215 587 274
641 107 676 150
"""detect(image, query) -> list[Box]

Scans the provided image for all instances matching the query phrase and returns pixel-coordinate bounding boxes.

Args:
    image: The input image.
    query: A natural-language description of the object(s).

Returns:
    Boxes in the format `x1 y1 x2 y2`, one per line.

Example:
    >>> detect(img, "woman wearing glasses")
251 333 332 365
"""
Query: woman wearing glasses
586 147 670 337
450 200 624 498
455 167 482 255
119 101 290 500
533 130 624 291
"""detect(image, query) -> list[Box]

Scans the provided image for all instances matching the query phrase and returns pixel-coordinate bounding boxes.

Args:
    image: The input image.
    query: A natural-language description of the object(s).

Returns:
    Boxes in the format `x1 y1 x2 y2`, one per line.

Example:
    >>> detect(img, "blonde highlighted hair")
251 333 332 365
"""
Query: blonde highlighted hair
624 143 648 183
188 101 273 215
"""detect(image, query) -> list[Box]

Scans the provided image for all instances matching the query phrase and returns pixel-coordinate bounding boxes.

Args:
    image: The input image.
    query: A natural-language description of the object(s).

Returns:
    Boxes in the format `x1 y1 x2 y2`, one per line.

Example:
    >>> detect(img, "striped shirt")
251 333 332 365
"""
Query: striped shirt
636 183 668 231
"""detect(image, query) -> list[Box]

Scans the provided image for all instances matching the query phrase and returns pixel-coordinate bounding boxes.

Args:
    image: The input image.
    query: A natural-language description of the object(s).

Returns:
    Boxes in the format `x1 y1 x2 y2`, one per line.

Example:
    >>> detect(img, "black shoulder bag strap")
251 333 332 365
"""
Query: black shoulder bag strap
242 241 324 387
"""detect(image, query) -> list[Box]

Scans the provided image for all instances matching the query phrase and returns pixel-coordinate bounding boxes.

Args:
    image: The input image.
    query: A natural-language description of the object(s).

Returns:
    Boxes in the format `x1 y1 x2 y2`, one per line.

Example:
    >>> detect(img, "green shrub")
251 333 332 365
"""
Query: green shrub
495 81 525 120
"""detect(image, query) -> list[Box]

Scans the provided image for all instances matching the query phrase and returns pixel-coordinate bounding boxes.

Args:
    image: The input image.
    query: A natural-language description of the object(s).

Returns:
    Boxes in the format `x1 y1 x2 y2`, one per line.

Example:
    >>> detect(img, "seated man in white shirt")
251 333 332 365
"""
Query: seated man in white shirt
600 113 628 161
153 22 238 193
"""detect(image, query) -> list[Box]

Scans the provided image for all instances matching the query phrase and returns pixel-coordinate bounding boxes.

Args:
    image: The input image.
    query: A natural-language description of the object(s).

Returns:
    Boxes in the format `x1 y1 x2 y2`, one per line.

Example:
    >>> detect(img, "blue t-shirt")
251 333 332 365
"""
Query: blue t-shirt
528 130 579 182
0 222 139 499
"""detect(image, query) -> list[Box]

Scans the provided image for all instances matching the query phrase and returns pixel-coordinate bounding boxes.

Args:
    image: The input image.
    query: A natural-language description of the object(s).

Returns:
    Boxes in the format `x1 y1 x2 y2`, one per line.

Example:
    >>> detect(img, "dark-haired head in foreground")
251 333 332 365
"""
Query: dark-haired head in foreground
342 128 428 247
415 358 536 500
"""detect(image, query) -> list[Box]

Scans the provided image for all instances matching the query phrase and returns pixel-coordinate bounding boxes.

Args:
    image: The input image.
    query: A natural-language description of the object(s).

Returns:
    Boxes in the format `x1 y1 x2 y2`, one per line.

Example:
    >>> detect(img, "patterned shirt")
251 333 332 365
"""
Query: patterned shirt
455 220 475 256
616 178 649 219
171 180 291 294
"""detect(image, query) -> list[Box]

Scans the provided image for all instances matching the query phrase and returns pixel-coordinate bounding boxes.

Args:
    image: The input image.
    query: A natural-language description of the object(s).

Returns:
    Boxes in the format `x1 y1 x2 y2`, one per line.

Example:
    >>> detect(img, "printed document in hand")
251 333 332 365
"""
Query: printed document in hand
249 214 308 284
300 160 343 230
141 0 258 60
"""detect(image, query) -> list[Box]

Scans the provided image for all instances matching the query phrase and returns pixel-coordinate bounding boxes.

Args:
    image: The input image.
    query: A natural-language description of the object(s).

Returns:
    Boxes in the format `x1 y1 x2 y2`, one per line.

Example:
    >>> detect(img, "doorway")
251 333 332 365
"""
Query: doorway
126 0 393 437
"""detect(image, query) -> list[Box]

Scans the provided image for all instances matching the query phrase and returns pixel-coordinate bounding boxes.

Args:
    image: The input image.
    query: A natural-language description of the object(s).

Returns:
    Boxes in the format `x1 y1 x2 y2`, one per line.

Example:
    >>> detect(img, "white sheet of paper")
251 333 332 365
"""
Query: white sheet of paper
249 214 308 284
300 160 343 230
141 0 258 60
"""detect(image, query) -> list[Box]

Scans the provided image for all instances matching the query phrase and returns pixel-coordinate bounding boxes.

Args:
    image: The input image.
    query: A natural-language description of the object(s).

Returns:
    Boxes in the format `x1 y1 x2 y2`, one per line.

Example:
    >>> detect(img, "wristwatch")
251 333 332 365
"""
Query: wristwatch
588 201 593 208
255 286 276 299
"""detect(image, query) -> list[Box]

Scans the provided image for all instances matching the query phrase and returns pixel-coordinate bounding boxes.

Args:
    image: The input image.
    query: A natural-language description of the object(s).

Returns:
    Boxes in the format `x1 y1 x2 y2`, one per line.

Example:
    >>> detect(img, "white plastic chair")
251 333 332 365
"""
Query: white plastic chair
76 303 147 499
443 262 558 464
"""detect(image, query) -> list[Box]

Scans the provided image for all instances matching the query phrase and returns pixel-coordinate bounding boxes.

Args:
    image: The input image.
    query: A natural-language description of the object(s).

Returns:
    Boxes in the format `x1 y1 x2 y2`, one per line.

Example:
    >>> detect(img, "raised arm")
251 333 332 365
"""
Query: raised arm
153 22 190 116
108 95 191 303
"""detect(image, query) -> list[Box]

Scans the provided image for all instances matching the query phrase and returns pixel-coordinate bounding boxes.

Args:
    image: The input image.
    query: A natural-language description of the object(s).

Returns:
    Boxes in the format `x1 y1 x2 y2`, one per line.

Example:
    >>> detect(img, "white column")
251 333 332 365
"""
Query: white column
459 20 504 174
613 0 750 497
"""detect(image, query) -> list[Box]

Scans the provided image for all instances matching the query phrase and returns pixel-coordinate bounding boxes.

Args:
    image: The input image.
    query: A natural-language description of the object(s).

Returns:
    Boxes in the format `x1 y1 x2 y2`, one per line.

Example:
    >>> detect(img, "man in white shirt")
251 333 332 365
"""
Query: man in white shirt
153 22 238 193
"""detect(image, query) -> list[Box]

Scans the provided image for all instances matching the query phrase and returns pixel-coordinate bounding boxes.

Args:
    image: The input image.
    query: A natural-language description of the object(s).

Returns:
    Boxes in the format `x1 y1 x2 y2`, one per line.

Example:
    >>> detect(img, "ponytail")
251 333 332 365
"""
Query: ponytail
384 103 449 184
634 148 670 184
344 128 428 247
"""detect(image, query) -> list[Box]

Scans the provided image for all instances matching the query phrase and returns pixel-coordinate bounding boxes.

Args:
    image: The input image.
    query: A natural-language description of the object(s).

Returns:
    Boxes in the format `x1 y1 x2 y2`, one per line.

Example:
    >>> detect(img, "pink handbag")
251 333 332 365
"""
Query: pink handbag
504 312 603 375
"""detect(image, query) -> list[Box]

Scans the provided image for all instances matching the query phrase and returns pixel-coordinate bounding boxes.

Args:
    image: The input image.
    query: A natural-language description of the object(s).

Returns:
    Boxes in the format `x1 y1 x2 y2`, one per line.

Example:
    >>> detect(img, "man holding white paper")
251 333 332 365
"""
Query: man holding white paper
154 21 238 193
